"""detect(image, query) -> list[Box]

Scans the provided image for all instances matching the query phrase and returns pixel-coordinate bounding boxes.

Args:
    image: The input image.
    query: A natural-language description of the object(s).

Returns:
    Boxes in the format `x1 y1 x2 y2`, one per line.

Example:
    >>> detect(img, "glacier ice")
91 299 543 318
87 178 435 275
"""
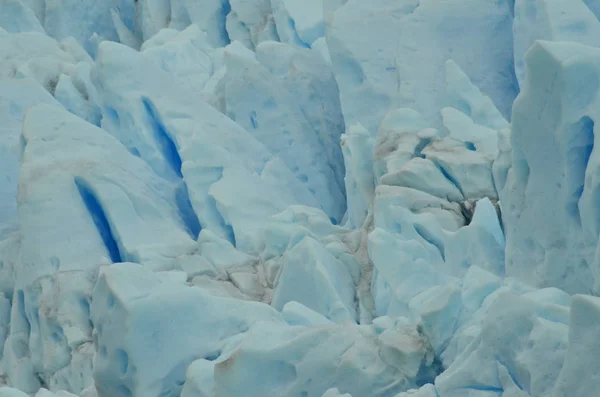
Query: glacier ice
2 0 600 397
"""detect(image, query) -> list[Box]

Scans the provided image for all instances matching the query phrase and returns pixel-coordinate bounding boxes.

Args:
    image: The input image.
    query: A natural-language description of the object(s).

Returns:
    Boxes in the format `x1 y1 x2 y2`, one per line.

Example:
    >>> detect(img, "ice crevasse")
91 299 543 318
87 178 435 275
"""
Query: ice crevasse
2 0 600 396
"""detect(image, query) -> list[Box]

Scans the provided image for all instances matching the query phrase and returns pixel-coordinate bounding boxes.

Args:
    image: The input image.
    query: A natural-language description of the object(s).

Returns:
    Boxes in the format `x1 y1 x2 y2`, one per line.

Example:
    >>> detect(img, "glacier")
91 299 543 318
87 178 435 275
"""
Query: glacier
1 0 600 396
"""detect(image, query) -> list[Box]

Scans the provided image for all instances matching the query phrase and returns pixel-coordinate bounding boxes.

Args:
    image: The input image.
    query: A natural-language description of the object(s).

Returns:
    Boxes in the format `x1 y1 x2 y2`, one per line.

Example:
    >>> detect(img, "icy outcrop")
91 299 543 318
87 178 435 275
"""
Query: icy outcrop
552 295 600 397
513 0 600 88
212 320 436 397
501 41 600 294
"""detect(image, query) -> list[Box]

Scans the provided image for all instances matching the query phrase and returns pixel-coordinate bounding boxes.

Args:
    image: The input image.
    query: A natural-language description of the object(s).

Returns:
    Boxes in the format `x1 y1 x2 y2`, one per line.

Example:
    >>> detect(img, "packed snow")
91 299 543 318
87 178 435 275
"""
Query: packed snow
1 0 600 396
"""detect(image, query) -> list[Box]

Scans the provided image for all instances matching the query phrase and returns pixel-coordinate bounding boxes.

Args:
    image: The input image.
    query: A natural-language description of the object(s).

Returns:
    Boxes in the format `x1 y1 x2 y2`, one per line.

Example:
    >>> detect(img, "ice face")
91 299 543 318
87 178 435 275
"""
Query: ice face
2 1 600 397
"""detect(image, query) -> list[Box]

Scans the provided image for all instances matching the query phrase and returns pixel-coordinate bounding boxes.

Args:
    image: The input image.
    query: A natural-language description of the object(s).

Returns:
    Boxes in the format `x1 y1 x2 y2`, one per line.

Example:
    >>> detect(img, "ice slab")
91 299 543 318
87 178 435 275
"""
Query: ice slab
341 123 376 228
0 78 59 239
270 0 324 47
43 0 126 56
501 40 600 294
213 320 435 397
221 41 346 222
435 292 569 397
91 262 283 397
226 0 278 49
272 236 358 323
552 295 600 397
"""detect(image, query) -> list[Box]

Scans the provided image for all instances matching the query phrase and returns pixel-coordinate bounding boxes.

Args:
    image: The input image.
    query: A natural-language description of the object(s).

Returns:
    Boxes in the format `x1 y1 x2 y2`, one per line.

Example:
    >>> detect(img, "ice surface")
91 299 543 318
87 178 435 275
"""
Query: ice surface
326 0 517 134
2 1 600 397
213 320 435 397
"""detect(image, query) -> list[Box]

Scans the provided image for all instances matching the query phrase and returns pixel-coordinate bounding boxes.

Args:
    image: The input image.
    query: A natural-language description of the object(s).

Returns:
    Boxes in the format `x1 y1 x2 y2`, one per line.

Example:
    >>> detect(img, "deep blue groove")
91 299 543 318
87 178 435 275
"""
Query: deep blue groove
225 224 236 247
415 356 444 387
175 182 201 239
566 116 594 225
413 138 431 159
141 97 202 238
207 195 236 247
414 223 446 261
464 141 476 151
430 158 465 198
142 97 183 179
74 177 122 263
220 0 232 45
288 17 310 48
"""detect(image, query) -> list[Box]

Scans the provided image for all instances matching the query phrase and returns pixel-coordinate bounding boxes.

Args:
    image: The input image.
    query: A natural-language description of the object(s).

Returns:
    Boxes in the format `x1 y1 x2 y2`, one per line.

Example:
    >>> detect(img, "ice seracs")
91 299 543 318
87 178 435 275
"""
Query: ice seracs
3 0 600 397
501 40 600 295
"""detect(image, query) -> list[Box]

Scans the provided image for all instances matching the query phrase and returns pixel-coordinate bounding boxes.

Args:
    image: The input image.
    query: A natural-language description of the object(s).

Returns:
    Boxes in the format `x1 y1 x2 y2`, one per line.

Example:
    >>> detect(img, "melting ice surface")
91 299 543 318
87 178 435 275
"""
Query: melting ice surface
2 0 600 396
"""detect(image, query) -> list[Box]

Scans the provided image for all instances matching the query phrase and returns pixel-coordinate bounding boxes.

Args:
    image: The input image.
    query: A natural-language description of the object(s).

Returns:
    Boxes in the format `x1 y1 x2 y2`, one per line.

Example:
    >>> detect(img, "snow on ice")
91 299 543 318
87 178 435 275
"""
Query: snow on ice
1 0 600 397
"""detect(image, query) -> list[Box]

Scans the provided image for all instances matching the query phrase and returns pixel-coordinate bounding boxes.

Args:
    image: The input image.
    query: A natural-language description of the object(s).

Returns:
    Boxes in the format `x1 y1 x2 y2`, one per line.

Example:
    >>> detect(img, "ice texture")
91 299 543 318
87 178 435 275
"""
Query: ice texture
1 1 600 397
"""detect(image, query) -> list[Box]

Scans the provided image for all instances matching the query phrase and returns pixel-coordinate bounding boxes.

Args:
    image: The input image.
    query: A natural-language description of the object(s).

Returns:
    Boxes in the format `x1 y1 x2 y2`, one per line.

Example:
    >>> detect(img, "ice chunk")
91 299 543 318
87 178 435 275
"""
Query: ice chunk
108 8 140 49
0 78 59 239
441 108 499 155
501 41 600 294
91 262 283 397
321 389 352 397
422 139 497 201
181 359 216 397
373 107 497 203
222 42 346 223
53 63 102 126
409 284 462 355
0 0 44 34
272 237 358 323
43 0 125 56
226 0 278 49
260 205 349 271
0 388 29 397
444 60 508 131
380 157 465 203
133 0 171 41
393 384 438 397
141 25 214 94
0 31 76 79
513 0 600 87
198 230 254 270
0 294 9 358
214 320 433 397
35 390 77 397
435 292 569 397
270 0 324 47
444 198 505 278
552 295 600 397
281 301 335 327
255 41 346 206
368 226 453 318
